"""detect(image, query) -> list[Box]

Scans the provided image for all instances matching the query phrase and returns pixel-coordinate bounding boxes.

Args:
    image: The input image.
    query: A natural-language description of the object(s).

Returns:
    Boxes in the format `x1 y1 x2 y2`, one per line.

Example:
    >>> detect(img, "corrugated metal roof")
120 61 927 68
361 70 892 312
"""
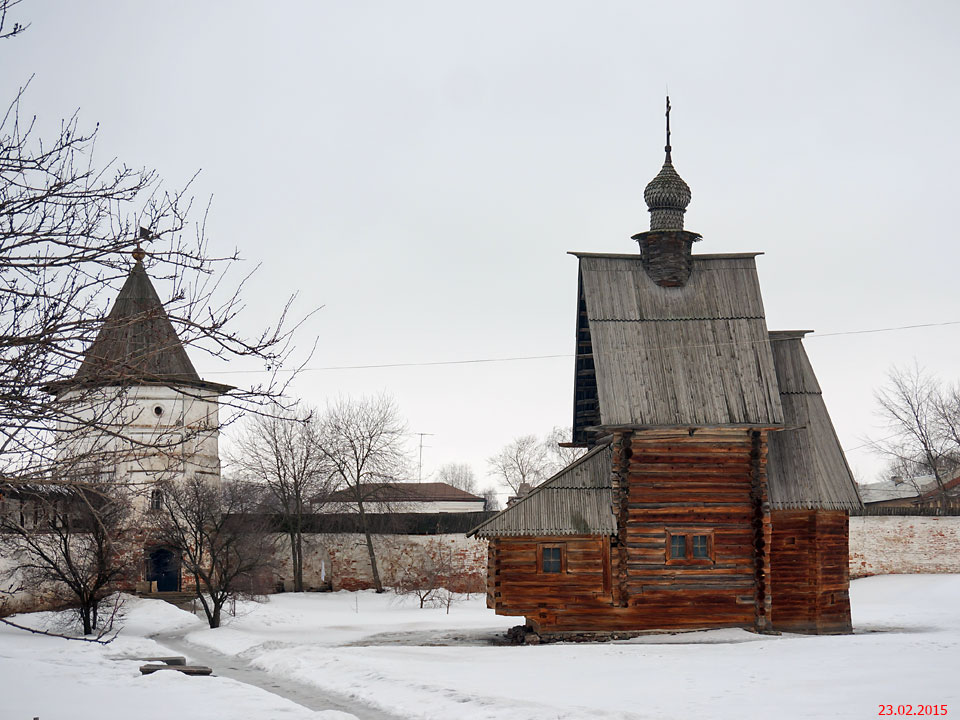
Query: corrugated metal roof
576 254 784 429
857 477 933 503
766 332 863 511
468 442 615 538
327 482 485 503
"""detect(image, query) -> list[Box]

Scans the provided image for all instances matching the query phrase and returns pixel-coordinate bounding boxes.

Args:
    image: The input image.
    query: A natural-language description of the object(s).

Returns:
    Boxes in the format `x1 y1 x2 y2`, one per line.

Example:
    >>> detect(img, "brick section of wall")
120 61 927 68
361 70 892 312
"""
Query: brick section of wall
269 533 489 593
849 516 960 578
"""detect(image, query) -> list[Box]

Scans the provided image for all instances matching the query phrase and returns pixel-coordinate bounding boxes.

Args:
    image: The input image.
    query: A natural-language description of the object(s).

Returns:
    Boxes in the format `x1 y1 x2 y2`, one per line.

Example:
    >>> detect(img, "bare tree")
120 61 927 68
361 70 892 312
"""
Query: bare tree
318 395 409 593
480 487 501 511
1 4 309 493
871 365 960 499
487 434 550 494
933 383 960 453
230 406 336 592
541 426 588 476
0 477 132 635
153 475 273 628
435 462 478 494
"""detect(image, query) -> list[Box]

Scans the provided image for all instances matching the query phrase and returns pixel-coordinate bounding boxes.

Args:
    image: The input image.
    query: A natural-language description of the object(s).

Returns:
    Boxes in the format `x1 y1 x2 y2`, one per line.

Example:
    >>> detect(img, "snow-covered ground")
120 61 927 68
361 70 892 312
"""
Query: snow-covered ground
3 576 959 719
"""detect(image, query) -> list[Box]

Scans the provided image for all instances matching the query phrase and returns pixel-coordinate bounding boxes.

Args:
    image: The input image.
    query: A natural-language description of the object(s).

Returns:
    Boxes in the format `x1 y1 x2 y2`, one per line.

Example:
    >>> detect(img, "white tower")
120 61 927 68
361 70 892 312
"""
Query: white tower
50 247 232 515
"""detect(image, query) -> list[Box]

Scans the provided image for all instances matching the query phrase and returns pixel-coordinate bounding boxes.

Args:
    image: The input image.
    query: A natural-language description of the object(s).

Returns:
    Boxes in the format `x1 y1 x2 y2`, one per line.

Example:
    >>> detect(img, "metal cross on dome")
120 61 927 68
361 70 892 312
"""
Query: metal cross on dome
665 95 672 160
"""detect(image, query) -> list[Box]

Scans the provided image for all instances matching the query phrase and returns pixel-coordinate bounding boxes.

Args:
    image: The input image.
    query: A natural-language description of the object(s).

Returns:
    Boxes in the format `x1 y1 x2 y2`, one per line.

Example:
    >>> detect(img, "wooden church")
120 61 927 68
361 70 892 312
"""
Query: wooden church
469 103 862 638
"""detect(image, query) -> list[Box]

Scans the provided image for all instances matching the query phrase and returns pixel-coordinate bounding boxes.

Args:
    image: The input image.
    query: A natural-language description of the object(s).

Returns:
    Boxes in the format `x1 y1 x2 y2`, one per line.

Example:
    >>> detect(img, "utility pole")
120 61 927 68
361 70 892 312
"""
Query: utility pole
414 432 434 483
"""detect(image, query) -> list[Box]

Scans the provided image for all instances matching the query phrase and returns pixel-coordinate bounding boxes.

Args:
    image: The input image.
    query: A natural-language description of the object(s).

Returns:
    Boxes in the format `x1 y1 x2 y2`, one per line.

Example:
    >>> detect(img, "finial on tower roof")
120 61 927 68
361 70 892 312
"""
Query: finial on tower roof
133 226 150 262
643 96 691 231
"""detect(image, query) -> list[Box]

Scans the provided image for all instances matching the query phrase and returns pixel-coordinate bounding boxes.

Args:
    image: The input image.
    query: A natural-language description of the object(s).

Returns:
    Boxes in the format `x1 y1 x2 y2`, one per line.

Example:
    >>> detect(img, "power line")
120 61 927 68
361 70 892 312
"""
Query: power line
207 354 571 375
201 319 960 376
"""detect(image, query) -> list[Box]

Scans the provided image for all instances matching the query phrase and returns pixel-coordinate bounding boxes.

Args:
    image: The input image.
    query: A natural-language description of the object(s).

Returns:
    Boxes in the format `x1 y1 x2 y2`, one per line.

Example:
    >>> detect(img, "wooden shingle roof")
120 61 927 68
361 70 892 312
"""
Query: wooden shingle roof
468 441 615 538
573 252 783 438
765 331 862 511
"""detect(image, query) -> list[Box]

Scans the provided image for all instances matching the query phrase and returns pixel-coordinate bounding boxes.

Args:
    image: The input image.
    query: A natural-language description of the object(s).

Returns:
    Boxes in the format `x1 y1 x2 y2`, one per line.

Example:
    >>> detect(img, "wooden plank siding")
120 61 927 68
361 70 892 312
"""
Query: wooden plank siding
769 510 852 634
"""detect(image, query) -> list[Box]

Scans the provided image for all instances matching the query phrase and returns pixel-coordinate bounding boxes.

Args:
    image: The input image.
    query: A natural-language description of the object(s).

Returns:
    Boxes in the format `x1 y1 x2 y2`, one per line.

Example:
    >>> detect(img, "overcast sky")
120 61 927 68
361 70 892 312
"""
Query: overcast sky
5 1 959 490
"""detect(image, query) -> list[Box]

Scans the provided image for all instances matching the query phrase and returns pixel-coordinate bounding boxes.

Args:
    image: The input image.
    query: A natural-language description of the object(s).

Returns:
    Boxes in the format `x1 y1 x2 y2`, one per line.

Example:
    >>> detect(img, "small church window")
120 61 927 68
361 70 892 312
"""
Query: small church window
669 535 686 559
541 545 563 573
150 488 163 511
666 529 714 564
153 405 164 417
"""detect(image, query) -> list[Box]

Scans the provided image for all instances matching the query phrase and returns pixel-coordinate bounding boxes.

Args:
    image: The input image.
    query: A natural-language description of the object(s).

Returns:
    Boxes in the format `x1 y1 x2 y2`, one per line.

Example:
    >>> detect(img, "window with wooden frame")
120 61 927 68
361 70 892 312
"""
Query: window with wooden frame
665 529 715 565
538 543 566 574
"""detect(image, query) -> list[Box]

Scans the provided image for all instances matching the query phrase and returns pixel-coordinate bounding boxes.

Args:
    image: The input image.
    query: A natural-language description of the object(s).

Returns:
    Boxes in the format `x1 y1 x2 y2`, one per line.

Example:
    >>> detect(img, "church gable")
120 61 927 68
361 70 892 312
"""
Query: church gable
574 252 783 432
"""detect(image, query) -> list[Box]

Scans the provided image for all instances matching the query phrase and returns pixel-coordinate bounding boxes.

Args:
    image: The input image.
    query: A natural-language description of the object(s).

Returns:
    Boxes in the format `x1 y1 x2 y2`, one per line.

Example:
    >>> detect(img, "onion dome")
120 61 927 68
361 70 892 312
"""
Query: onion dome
643 97 691 231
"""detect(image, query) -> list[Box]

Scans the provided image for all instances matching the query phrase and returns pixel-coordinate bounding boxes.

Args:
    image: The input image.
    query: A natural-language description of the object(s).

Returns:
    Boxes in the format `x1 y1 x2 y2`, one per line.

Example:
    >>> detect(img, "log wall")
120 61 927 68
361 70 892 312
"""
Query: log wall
769 509 851 633
487 535 612 630
614 429 763 632
487 429 770 634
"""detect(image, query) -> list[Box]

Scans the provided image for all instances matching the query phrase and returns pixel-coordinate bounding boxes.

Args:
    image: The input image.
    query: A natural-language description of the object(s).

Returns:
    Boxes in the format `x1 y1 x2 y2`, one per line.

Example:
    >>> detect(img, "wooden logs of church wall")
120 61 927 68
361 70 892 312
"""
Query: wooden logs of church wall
487 428 771 634
769 509 852 634
614 429 763 632
487 535 613 632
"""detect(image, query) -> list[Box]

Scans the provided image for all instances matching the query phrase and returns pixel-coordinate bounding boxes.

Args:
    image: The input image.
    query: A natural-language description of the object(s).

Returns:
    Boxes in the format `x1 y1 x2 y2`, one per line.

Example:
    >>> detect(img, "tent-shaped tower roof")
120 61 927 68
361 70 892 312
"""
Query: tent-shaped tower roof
56 254 232 395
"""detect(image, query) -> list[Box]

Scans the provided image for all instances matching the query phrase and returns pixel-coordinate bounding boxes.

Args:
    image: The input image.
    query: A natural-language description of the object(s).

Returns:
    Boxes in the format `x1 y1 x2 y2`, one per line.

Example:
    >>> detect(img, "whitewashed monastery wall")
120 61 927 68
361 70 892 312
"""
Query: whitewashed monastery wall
269 533 489 593
849 515 960 578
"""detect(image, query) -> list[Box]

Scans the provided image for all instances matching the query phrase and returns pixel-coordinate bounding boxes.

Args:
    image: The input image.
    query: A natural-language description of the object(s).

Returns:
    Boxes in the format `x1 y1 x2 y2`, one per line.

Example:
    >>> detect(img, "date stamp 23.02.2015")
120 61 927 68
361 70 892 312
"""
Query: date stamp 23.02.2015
878 706 948 716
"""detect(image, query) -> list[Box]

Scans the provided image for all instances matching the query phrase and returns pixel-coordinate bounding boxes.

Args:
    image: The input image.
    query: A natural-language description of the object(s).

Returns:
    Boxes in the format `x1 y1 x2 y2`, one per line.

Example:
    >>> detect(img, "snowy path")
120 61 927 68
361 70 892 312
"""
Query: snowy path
154 629 408 720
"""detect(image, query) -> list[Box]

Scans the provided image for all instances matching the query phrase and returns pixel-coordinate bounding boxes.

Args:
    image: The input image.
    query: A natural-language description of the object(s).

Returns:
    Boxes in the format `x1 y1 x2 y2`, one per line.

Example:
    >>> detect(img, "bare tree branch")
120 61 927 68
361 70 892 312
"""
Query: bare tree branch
870 364 960 502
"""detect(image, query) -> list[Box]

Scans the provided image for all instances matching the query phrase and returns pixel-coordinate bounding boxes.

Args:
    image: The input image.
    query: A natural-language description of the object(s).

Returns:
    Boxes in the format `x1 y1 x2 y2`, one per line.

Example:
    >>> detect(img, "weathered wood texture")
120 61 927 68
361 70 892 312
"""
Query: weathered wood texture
766 332 862 511
613 429 763 632
769 509 852 634
573 254 784 432
572 271 601 445
487 429 771 634
486 535 613 626
471 442 615 538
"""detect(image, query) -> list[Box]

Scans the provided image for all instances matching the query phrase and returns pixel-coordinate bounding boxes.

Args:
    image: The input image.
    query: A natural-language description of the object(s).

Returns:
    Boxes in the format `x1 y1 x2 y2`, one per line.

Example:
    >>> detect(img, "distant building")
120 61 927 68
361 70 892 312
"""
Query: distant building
321 482 486 514
858 477 935 508
859 470 960 509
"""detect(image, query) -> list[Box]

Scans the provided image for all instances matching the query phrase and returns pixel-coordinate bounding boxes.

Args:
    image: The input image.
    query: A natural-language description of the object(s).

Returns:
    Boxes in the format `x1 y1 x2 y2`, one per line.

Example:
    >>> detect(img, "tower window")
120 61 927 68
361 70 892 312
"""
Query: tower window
153 405 164 417
150 489 163 511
